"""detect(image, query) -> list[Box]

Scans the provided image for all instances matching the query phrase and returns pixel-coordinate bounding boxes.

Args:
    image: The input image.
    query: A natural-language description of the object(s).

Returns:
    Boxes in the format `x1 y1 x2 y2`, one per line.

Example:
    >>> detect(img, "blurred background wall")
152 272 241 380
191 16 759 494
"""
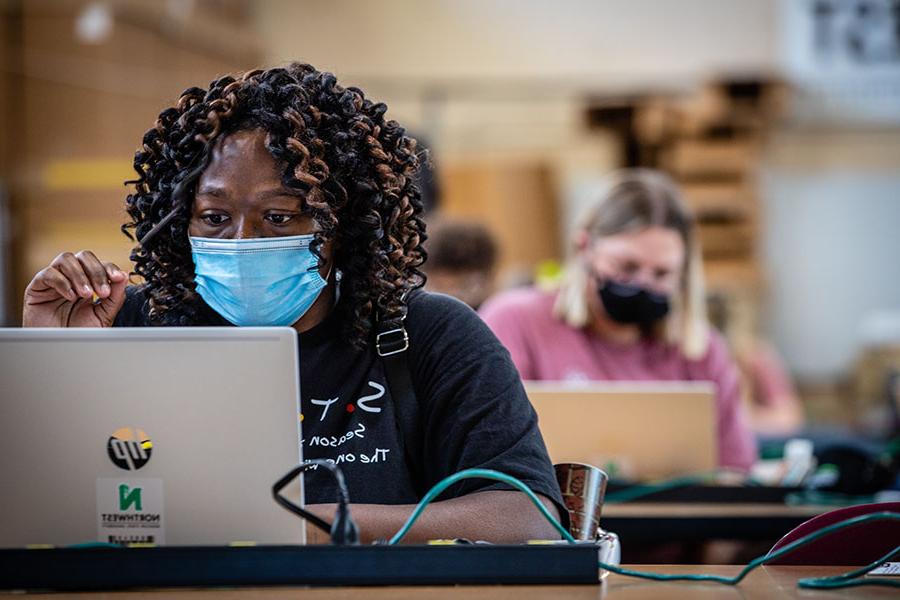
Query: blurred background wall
0 0 260 325
2 0 899 427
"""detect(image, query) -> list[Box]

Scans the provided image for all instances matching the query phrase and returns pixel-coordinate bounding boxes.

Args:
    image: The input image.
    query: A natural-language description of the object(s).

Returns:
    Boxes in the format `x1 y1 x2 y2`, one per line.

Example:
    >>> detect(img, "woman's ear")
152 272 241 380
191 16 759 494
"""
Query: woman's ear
574 229 591 257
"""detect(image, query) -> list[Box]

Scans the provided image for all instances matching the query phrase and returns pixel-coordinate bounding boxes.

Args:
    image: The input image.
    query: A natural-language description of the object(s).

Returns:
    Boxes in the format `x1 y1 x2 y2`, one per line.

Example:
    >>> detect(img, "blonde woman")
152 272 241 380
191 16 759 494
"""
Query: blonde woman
480 169 756 471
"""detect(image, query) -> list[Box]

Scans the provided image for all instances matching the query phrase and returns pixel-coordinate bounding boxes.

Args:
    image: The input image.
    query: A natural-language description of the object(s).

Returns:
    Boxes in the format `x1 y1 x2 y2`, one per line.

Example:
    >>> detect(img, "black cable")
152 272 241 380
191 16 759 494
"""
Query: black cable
272 460 360 545
272 464 332 535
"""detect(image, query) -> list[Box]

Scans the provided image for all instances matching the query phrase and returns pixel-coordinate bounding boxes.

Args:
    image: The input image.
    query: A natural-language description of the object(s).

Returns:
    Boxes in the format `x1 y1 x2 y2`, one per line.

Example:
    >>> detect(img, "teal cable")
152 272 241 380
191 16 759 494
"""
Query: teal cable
801 580 900 590
797 546 900 590
604 468 762 504
596 512 900 586
784 490 876 507
798 578 900 590
388 468 577 545
604 471 721 504
393 469 900 590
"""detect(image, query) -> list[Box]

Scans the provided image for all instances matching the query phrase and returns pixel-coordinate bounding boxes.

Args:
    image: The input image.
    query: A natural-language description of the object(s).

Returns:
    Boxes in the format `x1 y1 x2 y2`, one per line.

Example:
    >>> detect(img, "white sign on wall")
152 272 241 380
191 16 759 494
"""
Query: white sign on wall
781 0 900 124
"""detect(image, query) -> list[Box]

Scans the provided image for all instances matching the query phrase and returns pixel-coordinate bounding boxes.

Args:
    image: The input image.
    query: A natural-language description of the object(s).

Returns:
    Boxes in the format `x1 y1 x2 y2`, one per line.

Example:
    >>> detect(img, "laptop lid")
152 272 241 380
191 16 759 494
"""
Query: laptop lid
526 382 717 479
0 327 305 547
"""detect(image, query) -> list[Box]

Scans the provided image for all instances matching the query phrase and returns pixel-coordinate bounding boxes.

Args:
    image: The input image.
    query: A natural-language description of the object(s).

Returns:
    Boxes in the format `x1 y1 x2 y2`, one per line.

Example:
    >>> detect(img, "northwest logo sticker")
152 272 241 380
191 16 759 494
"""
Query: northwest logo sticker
119 483 142 511
107 427 153 470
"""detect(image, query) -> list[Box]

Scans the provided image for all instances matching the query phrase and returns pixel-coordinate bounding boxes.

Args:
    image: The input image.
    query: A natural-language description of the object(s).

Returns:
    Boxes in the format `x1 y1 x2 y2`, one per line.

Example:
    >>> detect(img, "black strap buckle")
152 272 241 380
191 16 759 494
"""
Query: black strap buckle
376 326 409 357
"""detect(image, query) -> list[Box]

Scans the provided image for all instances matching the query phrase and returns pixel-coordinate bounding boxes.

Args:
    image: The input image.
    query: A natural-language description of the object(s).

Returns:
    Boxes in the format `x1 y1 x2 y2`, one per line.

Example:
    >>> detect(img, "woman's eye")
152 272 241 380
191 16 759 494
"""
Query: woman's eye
266 214 295 225
201 214 229 226
620 261 640 275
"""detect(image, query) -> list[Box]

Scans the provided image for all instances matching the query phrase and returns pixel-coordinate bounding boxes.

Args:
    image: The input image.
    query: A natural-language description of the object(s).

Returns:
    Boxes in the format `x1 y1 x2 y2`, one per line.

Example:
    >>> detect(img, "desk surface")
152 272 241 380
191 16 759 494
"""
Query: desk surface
16 566 896 599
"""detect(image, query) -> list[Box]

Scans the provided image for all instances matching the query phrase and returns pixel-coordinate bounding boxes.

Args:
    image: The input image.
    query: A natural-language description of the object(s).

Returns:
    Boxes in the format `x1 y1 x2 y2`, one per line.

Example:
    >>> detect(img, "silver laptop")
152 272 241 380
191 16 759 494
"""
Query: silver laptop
0 327 306 547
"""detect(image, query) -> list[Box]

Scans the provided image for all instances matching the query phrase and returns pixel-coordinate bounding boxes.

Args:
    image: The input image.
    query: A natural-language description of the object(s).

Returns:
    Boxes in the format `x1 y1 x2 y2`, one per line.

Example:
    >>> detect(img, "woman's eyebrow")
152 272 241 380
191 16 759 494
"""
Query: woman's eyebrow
196 185 226 197
611 252 640 264
257 187 304 199
194 186 303 201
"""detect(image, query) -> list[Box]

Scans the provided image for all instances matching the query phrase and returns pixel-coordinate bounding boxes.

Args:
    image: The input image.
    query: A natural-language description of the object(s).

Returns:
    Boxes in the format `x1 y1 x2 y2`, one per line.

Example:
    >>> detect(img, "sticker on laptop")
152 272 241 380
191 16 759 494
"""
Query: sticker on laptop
868 562 900 576
106 427 153 470
96 478 165 545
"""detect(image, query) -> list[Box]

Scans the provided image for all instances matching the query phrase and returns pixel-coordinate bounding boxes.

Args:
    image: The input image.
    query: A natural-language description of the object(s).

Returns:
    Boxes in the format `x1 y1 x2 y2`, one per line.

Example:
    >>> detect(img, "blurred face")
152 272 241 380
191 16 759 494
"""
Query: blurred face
583 225 685 297
426 269 493 309
189 128 324 246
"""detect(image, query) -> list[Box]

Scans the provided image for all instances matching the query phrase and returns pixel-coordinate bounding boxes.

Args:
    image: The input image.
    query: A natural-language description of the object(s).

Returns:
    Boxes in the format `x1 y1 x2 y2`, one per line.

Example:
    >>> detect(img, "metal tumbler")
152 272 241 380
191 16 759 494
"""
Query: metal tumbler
554 462 609 541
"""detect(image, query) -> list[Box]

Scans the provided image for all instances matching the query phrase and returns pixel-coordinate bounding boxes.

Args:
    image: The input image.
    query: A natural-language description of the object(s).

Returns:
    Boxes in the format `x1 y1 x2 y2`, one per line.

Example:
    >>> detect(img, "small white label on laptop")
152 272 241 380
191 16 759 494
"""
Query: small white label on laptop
868 562 900 576
96 478 165 545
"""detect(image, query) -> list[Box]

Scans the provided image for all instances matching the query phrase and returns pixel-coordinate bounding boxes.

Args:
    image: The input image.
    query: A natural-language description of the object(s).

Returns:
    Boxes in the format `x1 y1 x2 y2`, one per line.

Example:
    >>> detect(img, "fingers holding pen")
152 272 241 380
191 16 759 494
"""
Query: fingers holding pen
49 252 95 300
26 266 78 303
24 250 130 328
48 250 126 302
75 250 114 299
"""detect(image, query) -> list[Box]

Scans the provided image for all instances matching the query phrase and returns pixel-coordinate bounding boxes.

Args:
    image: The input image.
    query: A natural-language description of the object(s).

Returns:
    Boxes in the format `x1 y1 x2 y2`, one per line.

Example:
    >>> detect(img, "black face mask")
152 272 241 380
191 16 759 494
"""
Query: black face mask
598 279 670 325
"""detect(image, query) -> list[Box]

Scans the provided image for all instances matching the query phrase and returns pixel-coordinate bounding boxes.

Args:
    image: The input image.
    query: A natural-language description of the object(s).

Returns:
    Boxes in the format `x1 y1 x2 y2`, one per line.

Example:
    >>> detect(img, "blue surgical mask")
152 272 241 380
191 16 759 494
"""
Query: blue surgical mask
190 234 328 327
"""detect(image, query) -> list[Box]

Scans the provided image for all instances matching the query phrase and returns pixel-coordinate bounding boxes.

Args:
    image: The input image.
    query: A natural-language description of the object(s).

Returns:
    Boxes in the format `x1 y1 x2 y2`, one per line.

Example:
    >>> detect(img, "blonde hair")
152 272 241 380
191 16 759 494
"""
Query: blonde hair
553 169 710 359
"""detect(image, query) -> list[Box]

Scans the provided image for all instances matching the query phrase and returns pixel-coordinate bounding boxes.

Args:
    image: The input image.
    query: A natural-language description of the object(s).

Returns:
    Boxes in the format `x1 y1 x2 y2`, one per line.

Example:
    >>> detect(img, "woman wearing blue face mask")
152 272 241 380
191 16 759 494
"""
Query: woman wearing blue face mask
480 169 757 472
22 64 565 543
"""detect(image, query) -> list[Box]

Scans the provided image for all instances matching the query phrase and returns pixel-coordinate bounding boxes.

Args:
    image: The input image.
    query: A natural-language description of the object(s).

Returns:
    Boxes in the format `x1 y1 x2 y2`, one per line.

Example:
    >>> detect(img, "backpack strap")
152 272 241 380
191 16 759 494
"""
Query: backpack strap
377 312 427 497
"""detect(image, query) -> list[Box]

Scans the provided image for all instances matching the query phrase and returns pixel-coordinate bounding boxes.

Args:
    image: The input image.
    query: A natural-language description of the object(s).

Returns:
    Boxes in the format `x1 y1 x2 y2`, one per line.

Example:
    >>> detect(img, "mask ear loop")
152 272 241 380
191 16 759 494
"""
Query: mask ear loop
321 261 342 306
321 261 334 283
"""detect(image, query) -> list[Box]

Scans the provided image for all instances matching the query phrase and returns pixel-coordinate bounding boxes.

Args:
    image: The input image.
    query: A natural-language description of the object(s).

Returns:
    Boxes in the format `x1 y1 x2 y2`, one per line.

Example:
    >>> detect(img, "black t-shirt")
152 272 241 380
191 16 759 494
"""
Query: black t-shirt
114 287 566 521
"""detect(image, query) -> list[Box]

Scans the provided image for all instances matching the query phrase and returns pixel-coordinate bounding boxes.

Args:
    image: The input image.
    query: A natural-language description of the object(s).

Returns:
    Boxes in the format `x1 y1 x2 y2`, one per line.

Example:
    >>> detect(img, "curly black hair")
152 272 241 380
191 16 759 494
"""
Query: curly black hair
122 63 427 347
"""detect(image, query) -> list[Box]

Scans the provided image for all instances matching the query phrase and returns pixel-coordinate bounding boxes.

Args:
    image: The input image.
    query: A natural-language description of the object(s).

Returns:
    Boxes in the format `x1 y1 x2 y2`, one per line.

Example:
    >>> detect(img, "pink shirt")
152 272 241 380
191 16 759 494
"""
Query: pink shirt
480 287 757 471
745 341 798 409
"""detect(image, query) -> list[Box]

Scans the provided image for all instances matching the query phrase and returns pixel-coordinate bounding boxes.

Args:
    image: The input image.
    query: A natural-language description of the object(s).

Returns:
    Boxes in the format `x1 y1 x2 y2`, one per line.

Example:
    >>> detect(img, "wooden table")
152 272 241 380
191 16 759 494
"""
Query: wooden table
15 566 896 598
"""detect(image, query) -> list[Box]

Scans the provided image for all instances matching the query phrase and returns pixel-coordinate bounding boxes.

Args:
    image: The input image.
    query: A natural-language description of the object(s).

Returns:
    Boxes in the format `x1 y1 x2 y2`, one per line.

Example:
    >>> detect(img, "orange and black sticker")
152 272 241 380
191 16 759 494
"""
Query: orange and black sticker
107 427 153 470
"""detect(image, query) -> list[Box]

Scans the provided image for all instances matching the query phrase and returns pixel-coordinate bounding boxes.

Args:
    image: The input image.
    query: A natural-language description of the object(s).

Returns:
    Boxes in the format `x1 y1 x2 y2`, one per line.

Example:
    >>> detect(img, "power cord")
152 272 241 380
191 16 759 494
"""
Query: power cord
601 513 899 589
68 468 900 589
784 489 876 506
390 468 900 590
798 550 900 590
603 471 723 503
272 459 359 545
387 468 574 545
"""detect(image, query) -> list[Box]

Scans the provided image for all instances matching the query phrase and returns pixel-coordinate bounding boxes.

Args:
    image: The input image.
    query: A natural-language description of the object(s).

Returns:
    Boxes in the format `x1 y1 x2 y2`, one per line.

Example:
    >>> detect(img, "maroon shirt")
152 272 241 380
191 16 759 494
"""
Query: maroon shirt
480 287 757 471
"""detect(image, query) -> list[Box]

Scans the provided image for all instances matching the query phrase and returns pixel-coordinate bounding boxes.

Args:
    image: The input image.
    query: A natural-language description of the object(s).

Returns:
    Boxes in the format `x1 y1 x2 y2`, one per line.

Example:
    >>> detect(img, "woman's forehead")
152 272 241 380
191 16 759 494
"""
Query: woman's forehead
208 129 271 164
200 130 283 188
592 227 685 265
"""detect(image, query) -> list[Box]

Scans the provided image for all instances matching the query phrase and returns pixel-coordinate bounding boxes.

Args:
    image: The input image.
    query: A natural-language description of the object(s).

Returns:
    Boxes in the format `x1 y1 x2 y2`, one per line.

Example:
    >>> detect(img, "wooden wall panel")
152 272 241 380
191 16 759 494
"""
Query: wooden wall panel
7 0 259 322
439 158 561 284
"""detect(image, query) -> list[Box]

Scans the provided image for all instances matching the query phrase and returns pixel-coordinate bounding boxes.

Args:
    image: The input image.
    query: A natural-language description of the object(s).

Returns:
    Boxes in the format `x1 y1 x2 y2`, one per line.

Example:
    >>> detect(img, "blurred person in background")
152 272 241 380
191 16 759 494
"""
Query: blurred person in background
481 169 757 472
423 218 498 310
707 294 805 438
20 63 565 543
